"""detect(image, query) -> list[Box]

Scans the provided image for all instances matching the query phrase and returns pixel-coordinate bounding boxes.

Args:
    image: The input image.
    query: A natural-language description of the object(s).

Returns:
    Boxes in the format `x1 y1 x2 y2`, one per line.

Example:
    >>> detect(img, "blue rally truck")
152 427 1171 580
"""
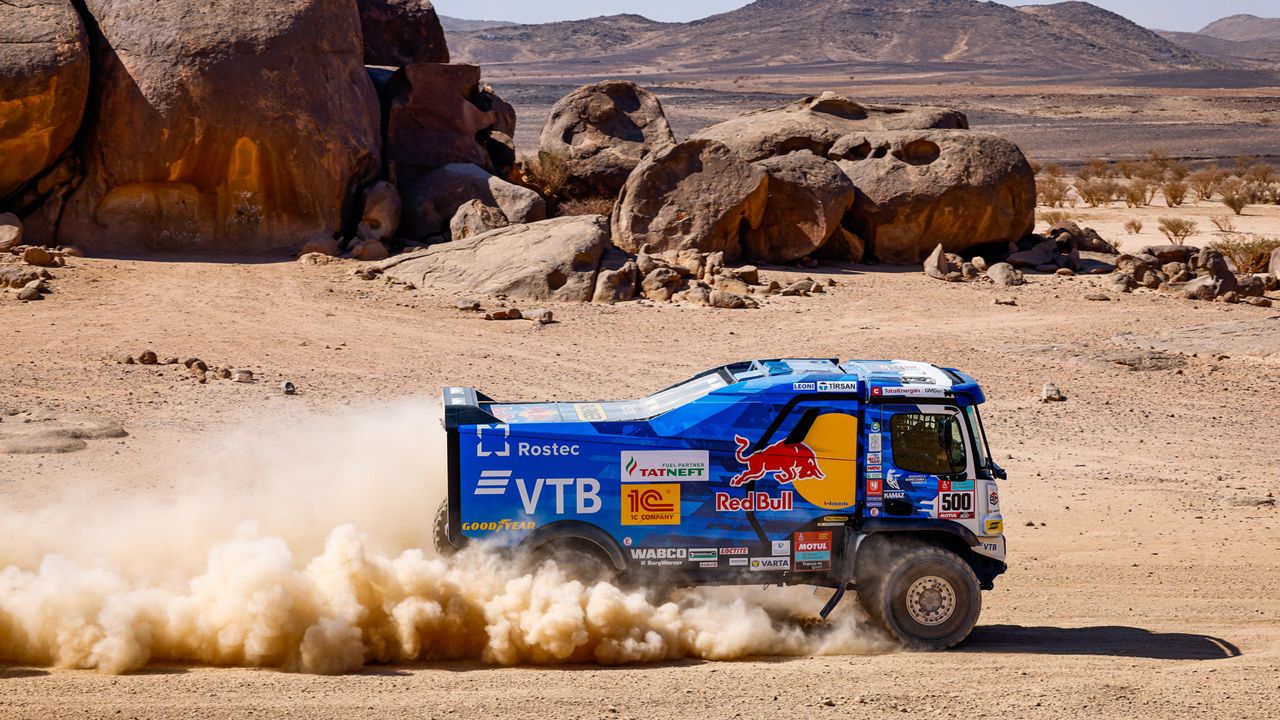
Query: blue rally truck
438 359 1007 649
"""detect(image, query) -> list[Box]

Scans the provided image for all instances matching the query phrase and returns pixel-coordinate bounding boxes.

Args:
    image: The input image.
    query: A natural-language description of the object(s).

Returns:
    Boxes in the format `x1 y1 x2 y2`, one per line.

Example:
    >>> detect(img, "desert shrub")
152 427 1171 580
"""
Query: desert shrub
1235 155 1253 177
1075 177 1118 207
557 197 616 217
1220 179 1250 215
1208 235 1280 274
1147 148 1172 171
1135 160 1166 182
521 150 573 198
1162 180 1188 207
1114 160 1137 179
1158 217 1198 245
1044 163 1067 179
1124 219 1144 235
1039 210 1071 227
1121 179 1153 208
1037 176 1069 207
1080 158 1110 180
1167 162 1191 182
1029 159 1043 176
1210 214 1237 233
1189 167 1225 201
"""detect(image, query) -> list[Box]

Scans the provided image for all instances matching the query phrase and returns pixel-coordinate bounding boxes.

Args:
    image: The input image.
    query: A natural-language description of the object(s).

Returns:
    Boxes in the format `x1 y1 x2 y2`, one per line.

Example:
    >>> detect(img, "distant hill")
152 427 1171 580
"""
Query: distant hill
439 16 514 33
1199 14 1280 43
1155 14 1280 66
448 0 1217 75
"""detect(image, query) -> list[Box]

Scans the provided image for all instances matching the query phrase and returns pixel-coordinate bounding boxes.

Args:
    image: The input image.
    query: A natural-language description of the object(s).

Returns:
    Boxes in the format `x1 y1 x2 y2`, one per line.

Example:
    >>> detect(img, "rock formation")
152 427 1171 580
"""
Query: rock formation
358 0 449 66
402 163 545 241
745 151 855 263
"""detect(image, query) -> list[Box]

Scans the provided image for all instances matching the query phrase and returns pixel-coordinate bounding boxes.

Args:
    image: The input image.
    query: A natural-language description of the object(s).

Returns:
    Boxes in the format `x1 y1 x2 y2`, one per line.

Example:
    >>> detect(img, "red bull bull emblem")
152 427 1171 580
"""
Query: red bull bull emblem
730 435 825 487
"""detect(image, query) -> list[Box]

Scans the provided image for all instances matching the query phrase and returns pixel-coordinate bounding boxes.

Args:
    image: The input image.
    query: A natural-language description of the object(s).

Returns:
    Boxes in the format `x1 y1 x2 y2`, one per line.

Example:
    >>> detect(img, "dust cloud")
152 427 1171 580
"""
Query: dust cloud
0 400 888 674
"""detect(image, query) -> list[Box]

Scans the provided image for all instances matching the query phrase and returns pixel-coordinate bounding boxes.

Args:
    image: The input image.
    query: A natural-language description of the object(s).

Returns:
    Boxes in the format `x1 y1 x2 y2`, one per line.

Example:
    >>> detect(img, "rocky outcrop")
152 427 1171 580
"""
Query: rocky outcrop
358 0 449 67
745 151 855 262
1270 246 1280 283
380 215 611 302
611 140 768 260
383 63 512 185
838 131 1036 264
0 0 90 202
402 163 545 241
357 181 401 243
690 92 968 163
56 0 381 254
538 81 676 199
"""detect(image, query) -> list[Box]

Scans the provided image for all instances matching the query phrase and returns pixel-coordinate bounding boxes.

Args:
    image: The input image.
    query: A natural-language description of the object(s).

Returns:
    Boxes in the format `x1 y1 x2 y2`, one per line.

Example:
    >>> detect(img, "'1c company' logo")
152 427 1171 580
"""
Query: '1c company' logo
621 484 681 526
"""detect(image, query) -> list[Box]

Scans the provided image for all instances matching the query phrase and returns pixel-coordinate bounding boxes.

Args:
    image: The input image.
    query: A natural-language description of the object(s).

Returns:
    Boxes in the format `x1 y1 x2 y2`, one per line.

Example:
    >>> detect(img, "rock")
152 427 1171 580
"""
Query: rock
357 181 401 243
358 0 448 66
1236 274 1266 298
715 276 752 296
538 81 676 199
383 63 508 182
192 369 208 383
1084 293 1110 301
450 199 510 241
690 92 967 163
673 282 712 306
1073 227 1118 255
232 369 254 384
138 350 158 366
0 267 39 289
402 163 545 241
1181 250 1239 300
962 262 980 280
1115 254 1161 285
300 235 341 257
0 0 90 200
837 131 1035 264
924 243 961 281
215 367 232 380
526 308 554 325
1007 239 1056 269
1056 268 1075 277
1162 262 1191 284
454 299 482 311
1109 273 1137 293
349 240 390 262
993 298 1017 306
281 381 297 395
17 286 41 301
57 0 381 254
731 265 761 286
987 263 1025 287
1247 297 1272 308
592 258 639 304
708 290 758 309
21 246 56 267
381 215 611 303
184 358 208 372
504 308 523 320
0 410 126 455
484 309 515 321
0 214 22 252
782 280 817 297
1217 291 1241 304
611 139 768 261
666 249 706 278
641 267 685 302
1139 245 1200 264
1041 383 1067 403
1270 246 1280 282
744 151 856 262
972 256 989 272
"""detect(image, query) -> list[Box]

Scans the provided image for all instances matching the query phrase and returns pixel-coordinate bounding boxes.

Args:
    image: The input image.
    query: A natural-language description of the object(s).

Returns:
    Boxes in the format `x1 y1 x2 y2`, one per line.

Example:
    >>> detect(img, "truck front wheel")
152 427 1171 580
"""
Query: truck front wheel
859 545 981 650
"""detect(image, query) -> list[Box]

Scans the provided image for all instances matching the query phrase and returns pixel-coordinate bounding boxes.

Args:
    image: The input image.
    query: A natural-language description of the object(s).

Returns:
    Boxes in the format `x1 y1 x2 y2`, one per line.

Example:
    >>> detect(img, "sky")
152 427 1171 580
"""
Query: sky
430 0 1277 32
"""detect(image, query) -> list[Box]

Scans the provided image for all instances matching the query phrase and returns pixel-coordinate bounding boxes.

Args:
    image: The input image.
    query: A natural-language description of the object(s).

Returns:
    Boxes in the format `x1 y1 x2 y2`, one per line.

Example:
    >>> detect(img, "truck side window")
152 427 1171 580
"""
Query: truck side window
890 413 967 476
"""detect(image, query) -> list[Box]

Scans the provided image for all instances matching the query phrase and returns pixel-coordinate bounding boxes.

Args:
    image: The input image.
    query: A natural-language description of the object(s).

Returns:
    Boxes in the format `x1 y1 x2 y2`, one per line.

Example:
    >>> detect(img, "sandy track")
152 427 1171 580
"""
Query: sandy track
1 250 1278 718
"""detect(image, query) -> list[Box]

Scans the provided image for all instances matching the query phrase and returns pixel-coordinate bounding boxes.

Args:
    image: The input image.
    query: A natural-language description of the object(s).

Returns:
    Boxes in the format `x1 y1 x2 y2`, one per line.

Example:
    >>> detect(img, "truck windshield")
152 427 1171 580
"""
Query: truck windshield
890 413 967 476
964 405 992 469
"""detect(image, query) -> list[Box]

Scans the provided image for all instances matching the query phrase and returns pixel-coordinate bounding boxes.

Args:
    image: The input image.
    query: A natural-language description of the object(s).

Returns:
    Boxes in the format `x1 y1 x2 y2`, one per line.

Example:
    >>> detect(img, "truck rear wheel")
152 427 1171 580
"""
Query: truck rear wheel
859 545 981 650
432 499 456 556
530 539 616 585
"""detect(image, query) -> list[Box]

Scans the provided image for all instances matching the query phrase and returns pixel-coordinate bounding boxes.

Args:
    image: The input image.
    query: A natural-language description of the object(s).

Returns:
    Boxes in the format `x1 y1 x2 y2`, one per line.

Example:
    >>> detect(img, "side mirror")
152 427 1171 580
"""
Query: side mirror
992 465 1008 481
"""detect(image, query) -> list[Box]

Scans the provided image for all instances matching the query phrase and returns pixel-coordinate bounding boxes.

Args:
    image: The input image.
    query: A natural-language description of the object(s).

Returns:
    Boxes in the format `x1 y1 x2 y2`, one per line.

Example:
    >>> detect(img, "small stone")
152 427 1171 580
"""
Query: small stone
972 256 989 272
730 265 760 285
232 369 254 384
349 239 389 262
781 279 816 297
454 299 482 312
505 307 523 320
196 372 208 384
21 246 55 267
945 271 964 282
163 357 179 366
281 381 296 395
1084 293 1110 302
526 308 554 325
1246 297 1272 308
215 367 232 380
1041 383 1067 403
122 356 135 365
1216 291 1240 304
138 350 159 365
993 298 1017 307
60 246 84 258
1056 268 1075 277
17 286 40 301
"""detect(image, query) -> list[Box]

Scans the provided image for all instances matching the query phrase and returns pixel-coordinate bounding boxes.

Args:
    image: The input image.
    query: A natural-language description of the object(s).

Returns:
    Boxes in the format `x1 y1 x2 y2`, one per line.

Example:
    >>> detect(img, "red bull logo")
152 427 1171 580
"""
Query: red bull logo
730 435 825 487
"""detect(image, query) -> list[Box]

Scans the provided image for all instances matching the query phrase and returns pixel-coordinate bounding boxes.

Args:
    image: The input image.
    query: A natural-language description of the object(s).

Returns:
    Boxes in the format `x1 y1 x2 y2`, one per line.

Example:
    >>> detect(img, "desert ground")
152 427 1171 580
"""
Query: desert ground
2 193 1278 718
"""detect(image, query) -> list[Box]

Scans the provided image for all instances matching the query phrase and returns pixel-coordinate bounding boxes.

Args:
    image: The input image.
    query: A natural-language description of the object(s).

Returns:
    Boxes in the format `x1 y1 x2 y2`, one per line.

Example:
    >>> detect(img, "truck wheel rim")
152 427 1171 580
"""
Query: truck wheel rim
906 575 956 626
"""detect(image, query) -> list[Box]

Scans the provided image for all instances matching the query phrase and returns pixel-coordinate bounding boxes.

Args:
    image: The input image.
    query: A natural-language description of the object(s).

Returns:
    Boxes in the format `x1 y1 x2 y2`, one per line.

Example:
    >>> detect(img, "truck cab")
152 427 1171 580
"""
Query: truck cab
439 359 1007 649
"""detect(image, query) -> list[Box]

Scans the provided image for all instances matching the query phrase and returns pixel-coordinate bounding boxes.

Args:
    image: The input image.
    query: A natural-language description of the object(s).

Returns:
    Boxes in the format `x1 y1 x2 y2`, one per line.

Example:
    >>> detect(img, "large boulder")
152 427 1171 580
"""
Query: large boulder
538 81 676 199
745 151 855 262
0 0 90 201
380 215 611 302
1270 246 1280 282
611 139 768 261
690 92 968 163
358 0 448 67
837 131 1036 264
57 0 381 254
384 63 511 184
402 163 545 241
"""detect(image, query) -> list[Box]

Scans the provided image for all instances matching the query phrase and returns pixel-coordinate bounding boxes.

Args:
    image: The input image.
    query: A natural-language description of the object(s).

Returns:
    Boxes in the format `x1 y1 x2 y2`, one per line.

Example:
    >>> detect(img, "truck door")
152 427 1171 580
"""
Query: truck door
871 404 977 527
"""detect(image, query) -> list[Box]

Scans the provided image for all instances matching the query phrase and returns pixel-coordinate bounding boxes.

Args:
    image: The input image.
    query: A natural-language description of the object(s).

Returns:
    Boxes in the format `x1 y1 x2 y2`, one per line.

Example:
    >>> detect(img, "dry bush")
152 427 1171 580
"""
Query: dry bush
1080 158 1110 180
1210 214 1237 233
1235 155 1254 176
1122 179 1153 208
1247 164 1277 185
1220 179 1250 215
1147 149 1172 171
1162 180 1188 207
1075 177 1118 207
1208 235 1280 274
1039 210 1071 227
1044 163 1067 179
1038 176 1069 207
1135 160 1166 182
1167 163 1191 182
1124 219 1144 235
1114 160 1137 179
1029 159 1043 176
521 150 573 198
1189 167 1225 201
1158 217 1198 245
557 197 616 217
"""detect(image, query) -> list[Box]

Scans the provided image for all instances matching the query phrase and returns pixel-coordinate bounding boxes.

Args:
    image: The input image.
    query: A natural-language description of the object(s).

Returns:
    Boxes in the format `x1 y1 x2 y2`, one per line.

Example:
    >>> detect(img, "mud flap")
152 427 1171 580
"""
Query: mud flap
819 529 862 620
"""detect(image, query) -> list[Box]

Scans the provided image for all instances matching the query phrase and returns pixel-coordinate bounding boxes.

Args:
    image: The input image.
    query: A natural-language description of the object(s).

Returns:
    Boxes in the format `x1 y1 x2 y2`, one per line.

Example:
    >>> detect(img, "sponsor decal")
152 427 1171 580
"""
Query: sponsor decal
883 491 907 500
867 478 883 496
688 548 718 562
621 484 682 525
867 453 882 465
868 507 881 517
749 557 791 572
715 491 794 512
866 464 882 473
866 471 883 480
699 561 719 569
771 540 791 557
461 520 537 532
870 387 882 397
885 474 902 491
979 540 1002 554
729 557 749 567
622 450 710 482
718 547 749 556
623 537 633 547
868 433 882 452
938 491 975 520
629 547 687 567
473 471 602 515
730 435 824 487
794 531 833 572
816 380 859 393
989 489 1000 508
517 441 581 457
574 404 607 422
792 382 817 392
870 422 882 433
985 519 1004 535
475 424 511 458
880 386 950 398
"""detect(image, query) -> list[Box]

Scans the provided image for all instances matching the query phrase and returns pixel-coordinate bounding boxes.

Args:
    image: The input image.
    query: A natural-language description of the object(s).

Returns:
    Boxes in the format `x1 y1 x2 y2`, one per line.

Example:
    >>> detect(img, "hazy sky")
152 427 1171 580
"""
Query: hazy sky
431 0 1275 32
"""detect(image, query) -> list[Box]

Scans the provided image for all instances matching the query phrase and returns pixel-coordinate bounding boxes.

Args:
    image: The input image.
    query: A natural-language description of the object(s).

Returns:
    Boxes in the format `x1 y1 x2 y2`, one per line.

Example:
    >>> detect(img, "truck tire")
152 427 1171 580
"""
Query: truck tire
531 539 616 584
432 499 456 556
859 545 981 650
